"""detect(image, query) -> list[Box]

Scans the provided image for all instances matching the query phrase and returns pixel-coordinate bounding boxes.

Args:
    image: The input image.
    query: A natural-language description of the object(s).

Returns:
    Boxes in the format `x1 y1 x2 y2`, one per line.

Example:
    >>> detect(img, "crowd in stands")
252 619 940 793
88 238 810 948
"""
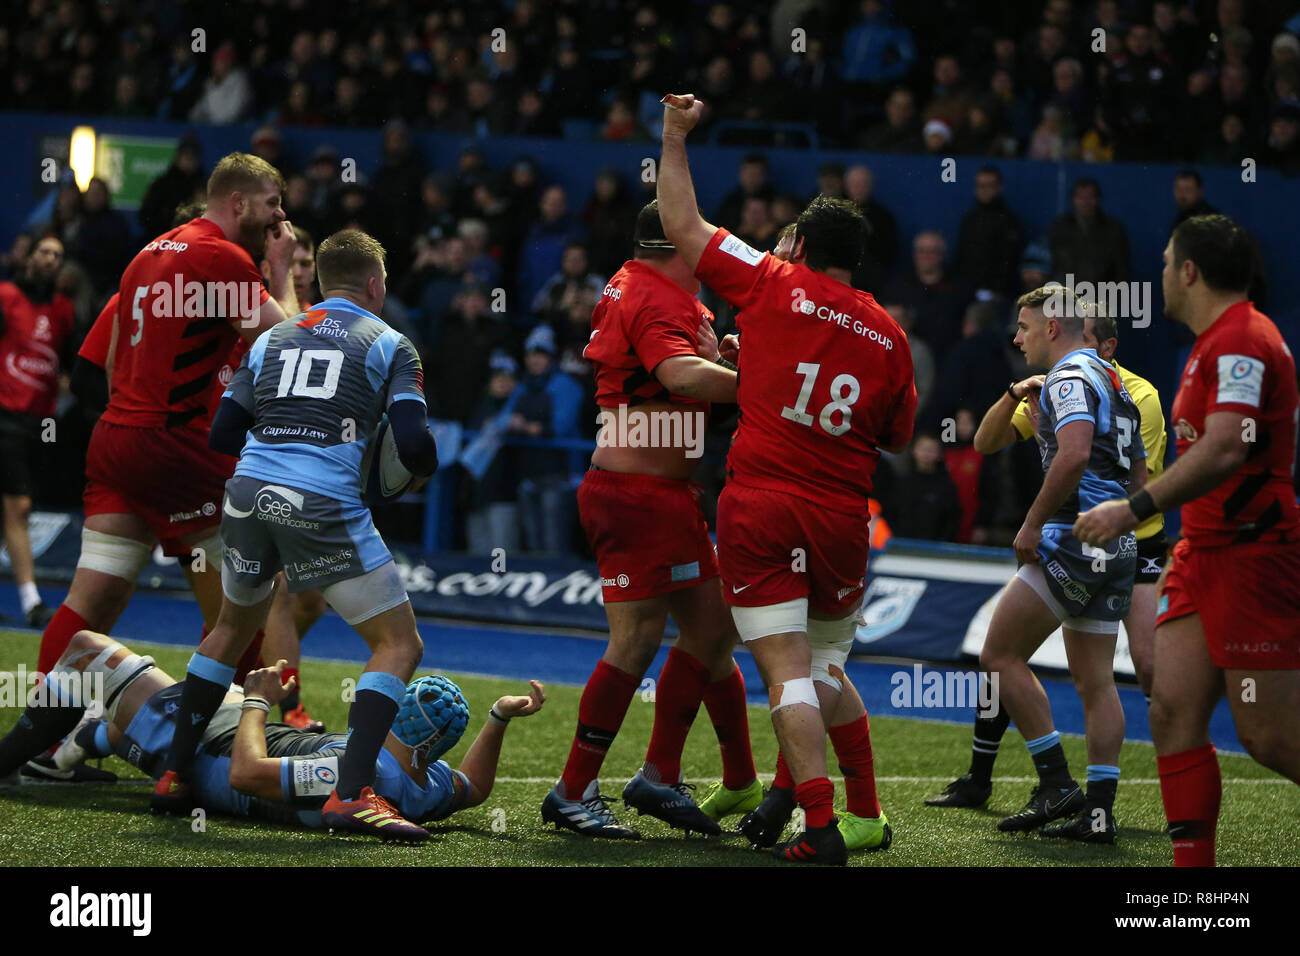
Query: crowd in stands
7 0 1297 554
5 0 1300 168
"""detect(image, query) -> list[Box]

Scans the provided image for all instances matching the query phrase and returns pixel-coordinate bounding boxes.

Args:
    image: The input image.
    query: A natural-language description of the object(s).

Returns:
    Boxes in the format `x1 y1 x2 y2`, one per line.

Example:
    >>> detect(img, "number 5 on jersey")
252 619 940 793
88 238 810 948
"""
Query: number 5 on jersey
276 347 343 399
780 361 861 436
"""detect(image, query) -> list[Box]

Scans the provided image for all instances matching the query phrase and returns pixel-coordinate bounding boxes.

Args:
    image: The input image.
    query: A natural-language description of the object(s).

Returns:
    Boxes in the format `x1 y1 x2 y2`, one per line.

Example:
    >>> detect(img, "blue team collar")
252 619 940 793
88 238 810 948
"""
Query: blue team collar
311 297 384 323
1053 347 1100 369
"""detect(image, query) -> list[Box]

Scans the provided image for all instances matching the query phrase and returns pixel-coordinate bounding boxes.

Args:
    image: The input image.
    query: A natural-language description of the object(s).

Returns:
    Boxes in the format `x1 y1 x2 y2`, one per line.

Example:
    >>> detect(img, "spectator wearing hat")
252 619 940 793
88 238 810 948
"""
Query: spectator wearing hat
189 42 253 124
138 132 204 241
511 324 585 553
922 118 953 153
464 352 523 555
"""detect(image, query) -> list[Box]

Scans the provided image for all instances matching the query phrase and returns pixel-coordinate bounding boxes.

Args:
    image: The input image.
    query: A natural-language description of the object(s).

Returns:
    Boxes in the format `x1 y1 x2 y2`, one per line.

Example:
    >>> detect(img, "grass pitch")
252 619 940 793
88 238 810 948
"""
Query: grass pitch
1 630 1295 867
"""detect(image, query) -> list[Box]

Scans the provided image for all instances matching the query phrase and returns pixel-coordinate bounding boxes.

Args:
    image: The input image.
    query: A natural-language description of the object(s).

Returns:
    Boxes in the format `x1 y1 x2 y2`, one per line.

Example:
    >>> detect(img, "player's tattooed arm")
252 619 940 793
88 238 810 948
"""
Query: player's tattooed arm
228 660 298 801
454 680 545 808
657 93 720 270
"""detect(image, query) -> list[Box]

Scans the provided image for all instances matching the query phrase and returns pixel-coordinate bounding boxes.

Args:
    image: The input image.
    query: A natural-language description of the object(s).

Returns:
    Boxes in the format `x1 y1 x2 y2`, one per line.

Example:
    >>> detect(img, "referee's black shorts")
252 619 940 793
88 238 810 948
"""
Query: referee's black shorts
0 407 40 497
1134 531 1169 585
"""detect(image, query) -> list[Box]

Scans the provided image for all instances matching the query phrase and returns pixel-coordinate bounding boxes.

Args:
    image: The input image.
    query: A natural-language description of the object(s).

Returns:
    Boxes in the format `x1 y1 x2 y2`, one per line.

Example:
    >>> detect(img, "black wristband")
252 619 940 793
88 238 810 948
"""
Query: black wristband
717 357 737 372
1127 488 1159 522
1007 381 1021 401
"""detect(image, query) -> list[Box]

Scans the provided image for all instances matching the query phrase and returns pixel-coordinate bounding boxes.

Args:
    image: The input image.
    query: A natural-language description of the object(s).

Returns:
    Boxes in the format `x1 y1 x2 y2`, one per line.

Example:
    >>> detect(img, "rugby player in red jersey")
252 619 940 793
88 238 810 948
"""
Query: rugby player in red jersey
731 224 893 853
34 153 299 682
1077 214 1300 866
540 200 760 839
657 94 916 864
0 235 75 628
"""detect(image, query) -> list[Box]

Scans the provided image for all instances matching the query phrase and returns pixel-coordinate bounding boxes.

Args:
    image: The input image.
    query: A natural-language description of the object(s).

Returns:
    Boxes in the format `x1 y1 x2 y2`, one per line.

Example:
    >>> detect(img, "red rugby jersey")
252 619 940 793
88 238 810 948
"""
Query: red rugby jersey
0 280 75 418
103 217 270 429
696 228 916 514
1171 301 1299 546
584 259 711 414
79 292 118 367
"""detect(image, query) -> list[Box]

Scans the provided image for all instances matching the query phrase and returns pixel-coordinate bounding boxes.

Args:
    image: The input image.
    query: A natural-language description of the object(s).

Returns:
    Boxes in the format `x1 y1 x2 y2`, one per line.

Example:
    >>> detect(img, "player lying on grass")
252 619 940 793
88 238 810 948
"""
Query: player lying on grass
151 229 441 841
927 306 1168 843
0 627 545 832
724 225 891 854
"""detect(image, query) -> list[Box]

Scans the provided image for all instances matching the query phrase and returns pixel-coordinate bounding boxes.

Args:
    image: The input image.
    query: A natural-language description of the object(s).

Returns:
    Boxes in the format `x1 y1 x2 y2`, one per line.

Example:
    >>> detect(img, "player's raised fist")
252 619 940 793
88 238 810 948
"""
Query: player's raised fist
661 93 705 137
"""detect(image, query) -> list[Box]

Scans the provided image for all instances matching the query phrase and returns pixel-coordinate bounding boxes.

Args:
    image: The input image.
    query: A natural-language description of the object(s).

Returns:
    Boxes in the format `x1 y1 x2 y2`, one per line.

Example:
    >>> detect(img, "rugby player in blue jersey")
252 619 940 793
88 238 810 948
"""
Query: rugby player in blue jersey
975 285 1147 840
150 230 441 841
0 628 544 830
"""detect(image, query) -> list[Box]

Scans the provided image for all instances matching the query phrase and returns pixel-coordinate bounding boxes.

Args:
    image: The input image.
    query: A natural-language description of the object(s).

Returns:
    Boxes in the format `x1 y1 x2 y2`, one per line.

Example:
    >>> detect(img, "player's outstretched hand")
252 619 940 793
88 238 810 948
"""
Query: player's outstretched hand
696 318 720 362
719 333 740 364
1074 499 1137 547
243 659 297 706
494 680 545 719
661 93 705 137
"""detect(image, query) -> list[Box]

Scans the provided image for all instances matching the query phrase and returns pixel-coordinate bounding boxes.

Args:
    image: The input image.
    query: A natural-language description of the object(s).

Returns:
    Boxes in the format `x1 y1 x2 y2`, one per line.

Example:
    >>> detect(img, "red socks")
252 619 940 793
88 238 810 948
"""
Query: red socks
560 660 640 799
701 661 757 789
830 714 881 818
1157 744 1221 867
36 605 91 675
795 777 834 829
773 749 795 790
233 630 266 685
643 647 709 783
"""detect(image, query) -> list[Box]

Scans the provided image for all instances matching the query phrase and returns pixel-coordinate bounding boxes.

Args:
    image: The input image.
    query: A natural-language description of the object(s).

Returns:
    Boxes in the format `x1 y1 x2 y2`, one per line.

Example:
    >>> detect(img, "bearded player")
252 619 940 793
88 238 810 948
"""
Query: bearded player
1076 214 1300 866
657 93 916 865
731 223 893 853
927 305 1167 844
33 154 299 684
540 200 760 840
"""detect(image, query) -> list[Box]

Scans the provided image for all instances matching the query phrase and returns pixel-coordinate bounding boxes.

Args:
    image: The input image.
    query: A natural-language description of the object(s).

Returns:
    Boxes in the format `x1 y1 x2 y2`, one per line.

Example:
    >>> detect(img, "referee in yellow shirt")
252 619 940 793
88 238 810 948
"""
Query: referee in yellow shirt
925 307 1167 825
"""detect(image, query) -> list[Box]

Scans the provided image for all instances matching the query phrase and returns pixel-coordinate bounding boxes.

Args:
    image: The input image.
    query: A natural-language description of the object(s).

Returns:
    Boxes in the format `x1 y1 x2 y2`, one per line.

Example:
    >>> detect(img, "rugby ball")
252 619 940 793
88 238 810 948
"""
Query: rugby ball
361 415 414 503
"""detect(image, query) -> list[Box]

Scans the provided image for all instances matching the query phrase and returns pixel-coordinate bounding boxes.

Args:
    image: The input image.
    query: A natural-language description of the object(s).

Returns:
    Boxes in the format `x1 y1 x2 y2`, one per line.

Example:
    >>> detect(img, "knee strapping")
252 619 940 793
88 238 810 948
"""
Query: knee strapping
731 597 808 644
771 675 820 714
82 642 155 722
76 529 152 581
807 616 857 692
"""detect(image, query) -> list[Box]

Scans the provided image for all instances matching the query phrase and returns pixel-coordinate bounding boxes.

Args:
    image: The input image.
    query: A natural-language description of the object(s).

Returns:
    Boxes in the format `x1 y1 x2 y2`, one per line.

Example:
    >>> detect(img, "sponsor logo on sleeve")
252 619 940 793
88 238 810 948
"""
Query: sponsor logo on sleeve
1048 378 1089 419
1215 354 1263 407
718 233 764 266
